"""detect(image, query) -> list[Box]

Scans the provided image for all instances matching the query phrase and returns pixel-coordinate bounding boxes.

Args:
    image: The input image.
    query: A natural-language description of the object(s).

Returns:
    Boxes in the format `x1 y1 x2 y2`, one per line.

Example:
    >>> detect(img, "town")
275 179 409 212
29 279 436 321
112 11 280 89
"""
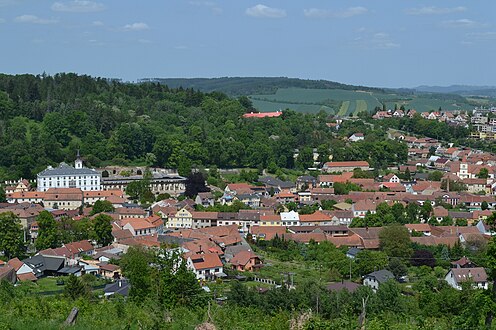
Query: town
0 99 495 327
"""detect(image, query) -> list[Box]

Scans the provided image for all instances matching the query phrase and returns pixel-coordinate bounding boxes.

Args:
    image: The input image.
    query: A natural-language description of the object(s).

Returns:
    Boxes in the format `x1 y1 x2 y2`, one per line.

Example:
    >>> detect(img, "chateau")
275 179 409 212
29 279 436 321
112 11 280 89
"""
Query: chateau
36 152 101 192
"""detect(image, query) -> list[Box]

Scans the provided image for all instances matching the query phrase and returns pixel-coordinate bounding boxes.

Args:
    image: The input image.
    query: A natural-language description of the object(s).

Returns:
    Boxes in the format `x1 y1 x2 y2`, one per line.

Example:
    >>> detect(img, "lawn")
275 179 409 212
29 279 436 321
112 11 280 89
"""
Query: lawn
16 276 109 294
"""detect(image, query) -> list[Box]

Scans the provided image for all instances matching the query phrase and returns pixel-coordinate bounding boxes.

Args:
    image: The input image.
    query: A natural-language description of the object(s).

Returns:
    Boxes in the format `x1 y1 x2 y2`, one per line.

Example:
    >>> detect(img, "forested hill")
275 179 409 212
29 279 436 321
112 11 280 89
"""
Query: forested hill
139 77 385 96
0 73 409 181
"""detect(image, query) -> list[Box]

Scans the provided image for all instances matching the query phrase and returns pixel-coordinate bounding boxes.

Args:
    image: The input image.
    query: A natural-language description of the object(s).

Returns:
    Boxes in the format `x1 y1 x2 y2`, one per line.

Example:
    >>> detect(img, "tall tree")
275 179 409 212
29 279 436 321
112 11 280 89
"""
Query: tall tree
0 212 25 258
90 200 115 215
379 225 413 259
120 246 153 302
91 214 113 247
35 210 60 250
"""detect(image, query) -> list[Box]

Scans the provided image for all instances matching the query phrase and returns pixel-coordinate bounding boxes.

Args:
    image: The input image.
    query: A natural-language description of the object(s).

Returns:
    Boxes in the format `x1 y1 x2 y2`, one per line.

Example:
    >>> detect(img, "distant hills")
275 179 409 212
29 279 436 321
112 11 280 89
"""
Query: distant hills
138 77 384 96
139 77 495 114
415 85 496 98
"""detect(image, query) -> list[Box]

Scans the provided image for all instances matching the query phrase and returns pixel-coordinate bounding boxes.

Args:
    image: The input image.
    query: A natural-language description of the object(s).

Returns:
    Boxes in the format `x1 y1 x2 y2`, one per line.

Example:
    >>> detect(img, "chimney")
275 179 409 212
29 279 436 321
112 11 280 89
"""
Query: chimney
118 280 122 288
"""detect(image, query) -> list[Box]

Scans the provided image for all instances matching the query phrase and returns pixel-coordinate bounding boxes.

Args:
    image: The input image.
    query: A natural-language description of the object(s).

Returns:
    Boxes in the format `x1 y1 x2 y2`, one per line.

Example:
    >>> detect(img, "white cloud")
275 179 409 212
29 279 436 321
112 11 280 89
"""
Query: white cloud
406 6 466 15
122 22 149 31
92 20 103 26
0 18 5 23
15 14 58 24
246 4 286 18
304 6 368 19
441 19 487 28
51 0 105 13
351 31 400 50
138 39 152 44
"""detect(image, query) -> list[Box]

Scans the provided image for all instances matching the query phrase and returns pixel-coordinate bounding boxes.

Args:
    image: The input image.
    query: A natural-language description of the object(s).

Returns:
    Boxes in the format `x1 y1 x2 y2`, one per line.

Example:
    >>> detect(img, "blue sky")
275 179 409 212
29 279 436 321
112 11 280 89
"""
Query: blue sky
1 0 495 87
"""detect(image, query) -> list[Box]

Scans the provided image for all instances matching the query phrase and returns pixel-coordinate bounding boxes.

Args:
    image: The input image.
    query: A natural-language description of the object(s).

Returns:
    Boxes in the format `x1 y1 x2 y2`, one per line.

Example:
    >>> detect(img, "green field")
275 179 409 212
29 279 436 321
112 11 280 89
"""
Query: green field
249 87 475 115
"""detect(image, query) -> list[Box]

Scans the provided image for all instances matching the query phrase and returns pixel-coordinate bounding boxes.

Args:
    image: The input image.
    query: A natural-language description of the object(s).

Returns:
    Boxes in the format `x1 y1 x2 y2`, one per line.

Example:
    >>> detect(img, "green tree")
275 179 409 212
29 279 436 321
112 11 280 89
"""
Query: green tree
0 212 25 259
482 201 489 211
0 186 5 203
355 250 388 275
387 257 407 279
379 225 413 259
296 147 314 170
35 211 60 250
428 171 444 181
120 246 153 302
477 168 489 179
64 274 89 300
90 200 115 215
91 214 113 246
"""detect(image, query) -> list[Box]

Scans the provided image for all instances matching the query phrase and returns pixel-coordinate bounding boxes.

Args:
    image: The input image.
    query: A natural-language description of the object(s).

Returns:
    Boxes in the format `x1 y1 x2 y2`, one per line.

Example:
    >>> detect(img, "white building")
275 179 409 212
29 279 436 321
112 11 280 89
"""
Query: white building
445 267 488 290
37 152 101 192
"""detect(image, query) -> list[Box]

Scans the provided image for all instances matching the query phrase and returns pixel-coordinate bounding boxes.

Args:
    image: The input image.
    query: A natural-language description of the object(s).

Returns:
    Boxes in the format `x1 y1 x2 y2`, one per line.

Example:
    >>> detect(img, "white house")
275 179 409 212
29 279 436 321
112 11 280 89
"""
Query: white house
280 211 300 227
37 152 101 192
349 133 365 142
363 269 394 292
186 253 224 281
445 267 488 290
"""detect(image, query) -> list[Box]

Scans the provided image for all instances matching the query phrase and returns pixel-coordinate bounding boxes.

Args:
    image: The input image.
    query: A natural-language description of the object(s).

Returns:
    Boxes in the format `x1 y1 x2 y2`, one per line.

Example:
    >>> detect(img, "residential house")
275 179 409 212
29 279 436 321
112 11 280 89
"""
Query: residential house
299 211 332 226
249 226 286 241
280 211 300 226
383 174 400 183
167 207 193 228
260 214 282 226
236 193 261 208
296 176 317 191
115 207 147 220
326 281 361 293
351 200 377 218
349 133 364 142
195 192 215 207
363 269 395 292
98 263 121 279
104 279 130 297
186 253 224 281
191 212 218 229
445 267 488 290
122 215 164 236
230 250 262 272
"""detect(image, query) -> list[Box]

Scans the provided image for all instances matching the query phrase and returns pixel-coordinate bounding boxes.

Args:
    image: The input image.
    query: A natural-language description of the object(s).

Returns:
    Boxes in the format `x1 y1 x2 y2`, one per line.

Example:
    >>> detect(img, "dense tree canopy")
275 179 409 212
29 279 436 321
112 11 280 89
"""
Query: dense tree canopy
0 73 409 181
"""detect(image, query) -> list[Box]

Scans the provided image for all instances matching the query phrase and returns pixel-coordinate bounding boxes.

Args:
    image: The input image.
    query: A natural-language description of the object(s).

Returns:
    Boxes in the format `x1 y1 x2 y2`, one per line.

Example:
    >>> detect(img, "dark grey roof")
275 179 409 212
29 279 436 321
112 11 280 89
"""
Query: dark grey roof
258 176 295 189
365 269 394 283
297 176 316 183
58 266 82 274
104 280 130 296
237 193 260 200
22 255 64 274
346 247 361 257
38 163 99 177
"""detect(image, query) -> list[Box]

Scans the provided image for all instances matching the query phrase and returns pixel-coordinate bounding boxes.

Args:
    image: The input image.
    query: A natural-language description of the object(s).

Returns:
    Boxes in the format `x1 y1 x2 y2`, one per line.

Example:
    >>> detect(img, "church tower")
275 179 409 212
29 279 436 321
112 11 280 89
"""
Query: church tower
75 150 83 169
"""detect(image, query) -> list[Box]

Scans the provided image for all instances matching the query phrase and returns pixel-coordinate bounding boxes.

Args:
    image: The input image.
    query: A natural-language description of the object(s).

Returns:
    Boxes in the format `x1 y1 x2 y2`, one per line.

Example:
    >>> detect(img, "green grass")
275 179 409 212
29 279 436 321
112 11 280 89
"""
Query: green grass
337 101 350 116
354 99 368 115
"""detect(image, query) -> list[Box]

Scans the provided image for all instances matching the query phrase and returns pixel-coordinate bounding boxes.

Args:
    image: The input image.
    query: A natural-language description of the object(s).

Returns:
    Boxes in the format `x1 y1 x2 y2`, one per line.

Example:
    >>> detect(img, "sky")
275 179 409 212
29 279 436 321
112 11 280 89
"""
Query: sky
1 0 496 88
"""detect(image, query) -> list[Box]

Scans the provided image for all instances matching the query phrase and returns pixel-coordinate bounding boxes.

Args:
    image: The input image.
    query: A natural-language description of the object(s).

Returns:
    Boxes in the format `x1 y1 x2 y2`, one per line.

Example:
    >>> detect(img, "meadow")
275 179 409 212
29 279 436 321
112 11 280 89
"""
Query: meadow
249 87 475 115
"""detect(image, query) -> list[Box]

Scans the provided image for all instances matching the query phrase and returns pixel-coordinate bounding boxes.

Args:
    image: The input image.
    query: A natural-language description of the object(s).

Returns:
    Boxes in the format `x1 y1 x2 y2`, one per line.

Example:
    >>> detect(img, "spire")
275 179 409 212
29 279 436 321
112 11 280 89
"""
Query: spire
75 150 83 169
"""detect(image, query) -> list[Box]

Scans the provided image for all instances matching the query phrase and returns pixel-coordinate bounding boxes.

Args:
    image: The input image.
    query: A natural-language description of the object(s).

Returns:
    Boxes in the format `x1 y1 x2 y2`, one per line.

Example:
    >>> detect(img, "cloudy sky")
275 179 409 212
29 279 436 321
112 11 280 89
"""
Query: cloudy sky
1 0 495 87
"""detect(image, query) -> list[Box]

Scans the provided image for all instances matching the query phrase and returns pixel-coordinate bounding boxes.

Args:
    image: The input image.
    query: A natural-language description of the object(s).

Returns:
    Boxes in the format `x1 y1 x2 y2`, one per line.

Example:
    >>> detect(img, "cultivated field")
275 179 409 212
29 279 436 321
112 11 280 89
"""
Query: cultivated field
249 87 475 115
